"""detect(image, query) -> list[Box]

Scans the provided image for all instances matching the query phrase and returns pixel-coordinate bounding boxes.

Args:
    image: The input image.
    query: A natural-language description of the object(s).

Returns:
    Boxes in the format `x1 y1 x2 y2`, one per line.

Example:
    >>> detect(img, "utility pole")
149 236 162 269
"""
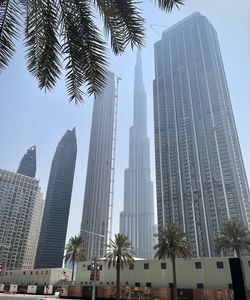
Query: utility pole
90 257 100 300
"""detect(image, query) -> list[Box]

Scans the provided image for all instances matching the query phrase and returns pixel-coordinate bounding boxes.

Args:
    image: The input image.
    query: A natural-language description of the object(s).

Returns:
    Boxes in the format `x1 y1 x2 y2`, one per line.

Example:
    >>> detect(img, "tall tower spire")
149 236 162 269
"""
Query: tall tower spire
120 52 155 258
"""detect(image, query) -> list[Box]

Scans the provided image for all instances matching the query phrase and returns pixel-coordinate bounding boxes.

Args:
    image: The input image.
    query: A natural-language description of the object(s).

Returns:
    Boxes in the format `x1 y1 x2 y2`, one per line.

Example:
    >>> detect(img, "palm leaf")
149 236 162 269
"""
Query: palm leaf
25 0 61 90
156 0 184 12
93 0 145 54
60 0 107 103
0 0 20 72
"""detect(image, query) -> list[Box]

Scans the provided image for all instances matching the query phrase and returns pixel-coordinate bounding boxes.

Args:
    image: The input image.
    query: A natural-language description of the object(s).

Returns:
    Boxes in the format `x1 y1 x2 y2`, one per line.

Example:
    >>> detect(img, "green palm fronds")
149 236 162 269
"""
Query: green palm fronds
0 0 184 102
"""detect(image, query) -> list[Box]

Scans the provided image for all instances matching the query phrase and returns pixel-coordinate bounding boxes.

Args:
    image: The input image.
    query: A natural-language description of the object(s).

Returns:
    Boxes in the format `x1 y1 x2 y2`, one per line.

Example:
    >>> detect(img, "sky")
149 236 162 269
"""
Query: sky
0 0 250 243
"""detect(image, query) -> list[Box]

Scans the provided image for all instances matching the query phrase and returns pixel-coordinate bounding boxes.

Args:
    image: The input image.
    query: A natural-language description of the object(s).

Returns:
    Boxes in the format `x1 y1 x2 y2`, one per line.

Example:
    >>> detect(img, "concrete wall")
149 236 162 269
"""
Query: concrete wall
76 257 250 290
1 268 72 285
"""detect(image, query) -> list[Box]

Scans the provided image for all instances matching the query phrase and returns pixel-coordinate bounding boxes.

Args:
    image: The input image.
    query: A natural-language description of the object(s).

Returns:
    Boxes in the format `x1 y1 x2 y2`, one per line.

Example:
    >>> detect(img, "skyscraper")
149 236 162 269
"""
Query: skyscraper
153 13 250 257
80 72 117 259
120 52 155 258
17 145 36 178
35 128 77 268
0 169 44 270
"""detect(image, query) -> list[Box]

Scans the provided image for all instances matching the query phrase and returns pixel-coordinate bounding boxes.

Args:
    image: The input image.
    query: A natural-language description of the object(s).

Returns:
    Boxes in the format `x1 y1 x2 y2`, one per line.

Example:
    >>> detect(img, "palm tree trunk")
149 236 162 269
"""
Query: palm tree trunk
171 256 177 300
71 261 75 283
116 257 120 300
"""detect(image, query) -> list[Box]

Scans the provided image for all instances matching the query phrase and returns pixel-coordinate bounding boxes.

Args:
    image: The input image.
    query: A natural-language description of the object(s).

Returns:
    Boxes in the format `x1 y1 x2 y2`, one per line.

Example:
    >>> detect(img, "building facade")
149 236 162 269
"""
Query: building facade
0 169 44 270
80 72 116 259
75 257 250 291
1 268 72 286
153 13 250 257
120 52 155 258
17 146 36 178
35 128 77 268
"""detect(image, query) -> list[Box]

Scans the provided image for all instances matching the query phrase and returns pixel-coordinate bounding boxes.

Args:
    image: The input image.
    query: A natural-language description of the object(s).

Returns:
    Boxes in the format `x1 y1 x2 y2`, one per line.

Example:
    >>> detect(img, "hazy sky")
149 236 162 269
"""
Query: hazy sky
0 0 249 243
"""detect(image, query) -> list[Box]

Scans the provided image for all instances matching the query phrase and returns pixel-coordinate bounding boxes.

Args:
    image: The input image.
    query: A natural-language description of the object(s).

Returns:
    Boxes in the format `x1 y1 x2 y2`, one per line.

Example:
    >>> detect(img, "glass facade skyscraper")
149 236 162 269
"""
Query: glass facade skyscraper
35 128 77 268
80 72 116 260
153 13 250 257
120 52 155 258
17 145 36 178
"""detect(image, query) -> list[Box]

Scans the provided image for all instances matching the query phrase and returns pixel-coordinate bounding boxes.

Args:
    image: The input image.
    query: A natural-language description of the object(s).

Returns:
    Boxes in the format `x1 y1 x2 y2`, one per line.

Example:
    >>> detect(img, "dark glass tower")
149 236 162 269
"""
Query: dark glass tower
17 145 36 178
35 128 77 268
120 51 155 258
153 13 250 257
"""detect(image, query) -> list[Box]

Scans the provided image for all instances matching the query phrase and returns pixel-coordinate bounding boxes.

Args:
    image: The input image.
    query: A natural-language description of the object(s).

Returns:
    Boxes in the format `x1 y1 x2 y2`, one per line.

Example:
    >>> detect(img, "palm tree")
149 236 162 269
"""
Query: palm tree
0 0 184 103
104 233 134 300
215 219 250 257
154 223 191 300
64 235 85 282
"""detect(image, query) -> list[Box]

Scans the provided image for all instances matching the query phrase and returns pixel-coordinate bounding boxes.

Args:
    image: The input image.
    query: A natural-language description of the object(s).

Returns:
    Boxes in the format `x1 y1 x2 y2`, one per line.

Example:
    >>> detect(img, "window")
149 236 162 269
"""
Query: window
248 261 250 268
135 282 140 287
146 282 152 288
216 262 224 269
99 265 102 270
85 282 87 285
125 282 128 285
195 262 202 269
144 263 149 270
36 271 38 275
46 271 48 275
81 282 83 285
87 265 91 271
129 264 134 270
161 263 167 269
23 271 26 275
111 281 114 285
197 283 204 289
30 271 33 275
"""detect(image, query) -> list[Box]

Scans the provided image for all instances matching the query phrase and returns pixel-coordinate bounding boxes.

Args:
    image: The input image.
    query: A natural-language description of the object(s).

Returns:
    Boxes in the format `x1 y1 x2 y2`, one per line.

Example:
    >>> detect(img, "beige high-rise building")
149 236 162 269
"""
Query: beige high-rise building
0 169 44 270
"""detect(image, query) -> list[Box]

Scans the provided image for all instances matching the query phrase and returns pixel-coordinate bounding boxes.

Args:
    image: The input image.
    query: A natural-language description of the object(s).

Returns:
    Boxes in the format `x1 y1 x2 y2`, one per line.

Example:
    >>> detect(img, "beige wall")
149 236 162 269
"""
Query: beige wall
1 268 72 285
76 257 250 290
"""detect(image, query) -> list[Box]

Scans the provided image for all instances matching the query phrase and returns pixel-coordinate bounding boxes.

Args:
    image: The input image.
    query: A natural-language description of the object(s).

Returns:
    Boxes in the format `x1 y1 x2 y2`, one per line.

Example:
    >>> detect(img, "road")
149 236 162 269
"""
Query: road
0 295 61 300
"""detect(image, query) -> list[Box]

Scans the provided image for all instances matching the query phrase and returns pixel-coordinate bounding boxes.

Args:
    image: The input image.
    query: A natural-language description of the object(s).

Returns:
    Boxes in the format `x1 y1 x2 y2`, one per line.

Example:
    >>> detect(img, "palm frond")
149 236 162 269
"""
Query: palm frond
64 235 86 264
104 233 134 270
0 0 20 72
93 0 145 54
156 0 184 12
154 223 191 260
25 0 61 90
60 0 108 103
215 219 250 257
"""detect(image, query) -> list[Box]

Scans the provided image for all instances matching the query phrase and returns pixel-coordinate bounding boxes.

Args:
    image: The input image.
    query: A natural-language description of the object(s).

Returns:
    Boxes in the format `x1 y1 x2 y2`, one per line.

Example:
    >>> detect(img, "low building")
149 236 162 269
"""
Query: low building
76 257 250 291
1 268 72 286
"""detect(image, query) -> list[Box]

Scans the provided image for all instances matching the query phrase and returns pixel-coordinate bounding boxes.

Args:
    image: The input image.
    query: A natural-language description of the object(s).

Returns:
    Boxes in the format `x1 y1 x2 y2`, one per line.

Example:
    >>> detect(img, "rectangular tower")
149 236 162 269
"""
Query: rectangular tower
0 169 44 270
80 72 116 259
153 13 250 257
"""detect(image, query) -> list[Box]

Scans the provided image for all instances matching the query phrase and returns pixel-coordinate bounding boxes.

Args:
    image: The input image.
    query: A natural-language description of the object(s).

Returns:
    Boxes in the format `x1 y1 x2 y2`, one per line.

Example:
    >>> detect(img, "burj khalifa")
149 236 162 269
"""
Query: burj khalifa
120 51 155 258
